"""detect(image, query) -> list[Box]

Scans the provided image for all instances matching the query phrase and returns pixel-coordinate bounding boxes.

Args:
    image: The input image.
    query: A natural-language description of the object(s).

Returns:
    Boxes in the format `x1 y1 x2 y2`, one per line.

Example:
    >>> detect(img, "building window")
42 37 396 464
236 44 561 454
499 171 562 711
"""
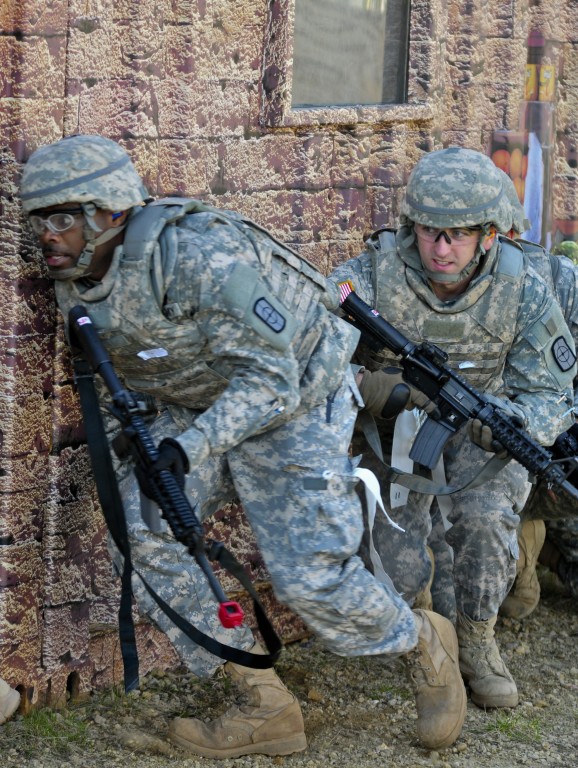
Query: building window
261 0 433 127
291 0 410 108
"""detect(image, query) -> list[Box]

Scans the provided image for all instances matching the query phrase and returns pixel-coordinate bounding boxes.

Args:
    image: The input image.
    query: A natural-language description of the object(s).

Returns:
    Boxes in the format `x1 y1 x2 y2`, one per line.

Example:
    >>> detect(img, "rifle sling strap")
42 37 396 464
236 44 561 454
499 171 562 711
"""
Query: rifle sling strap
72 357 282 689
72 358 139 693
357 410 511 496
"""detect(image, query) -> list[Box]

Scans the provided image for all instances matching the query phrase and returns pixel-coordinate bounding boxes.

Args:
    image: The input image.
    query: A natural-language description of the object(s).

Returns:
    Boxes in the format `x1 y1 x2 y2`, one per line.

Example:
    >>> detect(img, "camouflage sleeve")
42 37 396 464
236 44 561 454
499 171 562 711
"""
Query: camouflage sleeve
504 268 576 444
173 236 311 465
553 254 578 343
328 249 376 307
551 255 578 405
181 313 302 462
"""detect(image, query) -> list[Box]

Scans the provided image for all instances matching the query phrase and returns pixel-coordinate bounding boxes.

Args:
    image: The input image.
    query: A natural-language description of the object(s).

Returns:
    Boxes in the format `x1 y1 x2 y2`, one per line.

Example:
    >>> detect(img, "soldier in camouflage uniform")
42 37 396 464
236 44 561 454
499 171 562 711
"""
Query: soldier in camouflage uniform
20 134 467 756
330 147 576 711
494 172 578 615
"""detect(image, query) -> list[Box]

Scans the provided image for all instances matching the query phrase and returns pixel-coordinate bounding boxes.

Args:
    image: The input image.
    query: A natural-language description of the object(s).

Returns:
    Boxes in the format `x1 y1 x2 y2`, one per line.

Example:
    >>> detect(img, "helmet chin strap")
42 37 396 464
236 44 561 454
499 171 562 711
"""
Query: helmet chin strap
48 203 126 281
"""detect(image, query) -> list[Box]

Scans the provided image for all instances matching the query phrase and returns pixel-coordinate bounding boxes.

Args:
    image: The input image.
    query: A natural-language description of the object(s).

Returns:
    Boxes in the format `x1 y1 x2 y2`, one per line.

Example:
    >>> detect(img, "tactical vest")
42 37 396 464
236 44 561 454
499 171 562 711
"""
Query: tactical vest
355 230 526 395
514 238 560 292
57 198 353 411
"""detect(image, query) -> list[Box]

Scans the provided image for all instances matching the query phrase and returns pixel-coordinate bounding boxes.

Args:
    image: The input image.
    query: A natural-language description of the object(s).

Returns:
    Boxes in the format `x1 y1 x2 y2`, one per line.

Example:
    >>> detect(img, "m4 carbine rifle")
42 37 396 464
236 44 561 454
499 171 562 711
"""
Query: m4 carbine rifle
338 282 578 500
68 305 245 629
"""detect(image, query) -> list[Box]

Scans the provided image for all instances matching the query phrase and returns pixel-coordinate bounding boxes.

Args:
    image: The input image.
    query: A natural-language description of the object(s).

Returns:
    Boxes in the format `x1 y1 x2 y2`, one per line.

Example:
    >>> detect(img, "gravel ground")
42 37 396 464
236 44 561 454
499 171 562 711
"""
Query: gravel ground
3 569 577 768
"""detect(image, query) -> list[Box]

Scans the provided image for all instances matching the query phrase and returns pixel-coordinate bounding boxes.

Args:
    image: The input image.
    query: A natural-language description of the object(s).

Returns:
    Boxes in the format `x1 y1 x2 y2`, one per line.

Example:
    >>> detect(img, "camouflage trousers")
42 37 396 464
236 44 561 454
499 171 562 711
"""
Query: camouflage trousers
427 469 578 619
356 419 530 622
521 480 578 597
544 519 578 568
110 368 416 678
521 479 578 527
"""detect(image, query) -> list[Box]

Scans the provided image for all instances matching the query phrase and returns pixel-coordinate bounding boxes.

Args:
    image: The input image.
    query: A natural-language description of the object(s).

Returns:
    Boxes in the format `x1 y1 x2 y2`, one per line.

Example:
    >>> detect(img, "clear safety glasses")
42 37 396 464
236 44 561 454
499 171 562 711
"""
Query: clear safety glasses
415 224 484 245
29 208 85 235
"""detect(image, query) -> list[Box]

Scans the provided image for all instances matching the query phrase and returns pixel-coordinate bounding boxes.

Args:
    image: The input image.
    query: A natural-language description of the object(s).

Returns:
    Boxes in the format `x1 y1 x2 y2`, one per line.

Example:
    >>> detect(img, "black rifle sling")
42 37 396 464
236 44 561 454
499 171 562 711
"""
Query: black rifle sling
73 358 139 693
72 357 282 679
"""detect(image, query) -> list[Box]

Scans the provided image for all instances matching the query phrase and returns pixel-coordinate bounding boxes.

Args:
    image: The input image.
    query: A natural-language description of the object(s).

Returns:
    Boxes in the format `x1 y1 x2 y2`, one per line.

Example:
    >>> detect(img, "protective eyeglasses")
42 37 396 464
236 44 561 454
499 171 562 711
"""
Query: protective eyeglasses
415 224 484 245
29 208 85 235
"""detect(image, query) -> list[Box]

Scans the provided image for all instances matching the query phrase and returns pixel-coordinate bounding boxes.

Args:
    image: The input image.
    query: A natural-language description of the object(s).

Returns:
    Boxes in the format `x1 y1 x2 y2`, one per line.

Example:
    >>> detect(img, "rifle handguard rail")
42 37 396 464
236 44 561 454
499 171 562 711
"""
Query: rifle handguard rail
338 285 578 500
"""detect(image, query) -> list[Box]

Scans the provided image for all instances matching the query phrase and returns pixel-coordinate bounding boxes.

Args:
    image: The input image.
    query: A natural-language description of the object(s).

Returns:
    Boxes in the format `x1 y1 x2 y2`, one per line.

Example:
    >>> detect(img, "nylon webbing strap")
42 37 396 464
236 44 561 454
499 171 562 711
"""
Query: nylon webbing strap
72 357 282 680
72 358 139 693
357 410 511 496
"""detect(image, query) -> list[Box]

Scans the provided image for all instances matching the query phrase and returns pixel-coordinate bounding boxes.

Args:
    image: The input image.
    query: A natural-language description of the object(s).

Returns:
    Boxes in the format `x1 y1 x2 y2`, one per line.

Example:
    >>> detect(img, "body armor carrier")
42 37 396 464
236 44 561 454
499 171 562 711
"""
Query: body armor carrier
57 199 352 412
356 229 526 396
514 238 559 292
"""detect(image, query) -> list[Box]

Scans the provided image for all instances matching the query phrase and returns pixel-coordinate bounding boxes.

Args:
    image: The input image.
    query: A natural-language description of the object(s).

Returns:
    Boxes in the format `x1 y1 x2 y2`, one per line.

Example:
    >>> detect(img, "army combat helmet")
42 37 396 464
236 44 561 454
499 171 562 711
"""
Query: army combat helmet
21 134 149 280
494 167 530 236
401 147 511 283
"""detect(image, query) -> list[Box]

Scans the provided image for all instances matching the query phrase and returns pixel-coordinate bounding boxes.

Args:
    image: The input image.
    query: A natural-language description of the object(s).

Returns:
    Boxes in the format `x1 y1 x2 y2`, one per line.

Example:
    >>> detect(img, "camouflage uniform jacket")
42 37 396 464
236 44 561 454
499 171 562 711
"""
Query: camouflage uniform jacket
55 199 360 463
515 238 578 352
330 227 576 446
515 238 578 406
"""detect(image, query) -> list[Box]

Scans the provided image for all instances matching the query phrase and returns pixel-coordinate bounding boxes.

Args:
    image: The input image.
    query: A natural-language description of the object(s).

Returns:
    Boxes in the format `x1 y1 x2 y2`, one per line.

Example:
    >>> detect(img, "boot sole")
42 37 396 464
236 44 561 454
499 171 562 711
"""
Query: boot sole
460 669 519 709
470 689 519 709
168 731 308 759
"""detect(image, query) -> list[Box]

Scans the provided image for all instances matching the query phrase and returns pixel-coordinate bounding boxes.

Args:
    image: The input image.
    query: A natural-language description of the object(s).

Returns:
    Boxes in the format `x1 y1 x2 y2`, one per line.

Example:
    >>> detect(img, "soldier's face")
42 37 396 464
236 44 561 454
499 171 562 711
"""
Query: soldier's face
30 203 120 280
415 224 495 281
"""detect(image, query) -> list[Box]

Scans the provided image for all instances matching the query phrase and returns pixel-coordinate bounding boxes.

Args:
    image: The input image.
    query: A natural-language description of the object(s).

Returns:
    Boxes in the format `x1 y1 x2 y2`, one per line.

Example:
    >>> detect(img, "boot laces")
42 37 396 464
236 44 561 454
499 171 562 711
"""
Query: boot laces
405 648 436 687
466 643 511 678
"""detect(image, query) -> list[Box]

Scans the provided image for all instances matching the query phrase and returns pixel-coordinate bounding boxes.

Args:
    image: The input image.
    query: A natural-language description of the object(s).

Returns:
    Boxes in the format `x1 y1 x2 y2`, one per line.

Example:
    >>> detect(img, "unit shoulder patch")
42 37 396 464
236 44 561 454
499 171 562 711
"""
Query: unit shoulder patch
552 336 576 372
253 297 286 333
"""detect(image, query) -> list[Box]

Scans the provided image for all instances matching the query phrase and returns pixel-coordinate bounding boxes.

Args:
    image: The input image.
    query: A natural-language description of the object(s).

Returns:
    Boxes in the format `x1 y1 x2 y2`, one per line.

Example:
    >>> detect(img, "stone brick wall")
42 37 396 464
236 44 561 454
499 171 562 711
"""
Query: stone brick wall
1 0 577 711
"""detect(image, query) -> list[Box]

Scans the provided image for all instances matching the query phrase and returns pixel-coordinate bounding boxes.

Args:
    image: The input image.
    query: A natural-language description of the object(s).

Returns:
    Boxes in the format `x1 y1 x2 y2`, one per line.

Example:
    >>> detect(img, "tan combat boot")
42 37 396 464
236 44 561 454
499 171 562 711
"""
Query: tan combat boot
499 520 546 620
538 536 562 575
403 609 467 750
457 612 518 708
168 649 307 759
0 678 20 725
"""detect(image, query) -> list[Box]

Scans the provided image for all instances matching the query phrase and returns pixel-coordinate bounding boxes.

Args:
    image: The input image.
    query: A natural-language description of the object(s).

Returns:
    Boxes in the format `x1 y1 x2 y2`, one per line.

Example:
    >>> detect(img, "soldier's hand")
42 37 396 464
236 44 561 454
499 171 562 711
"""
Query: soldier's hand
135 437 190 499
468 419 508 457
358 367 441 420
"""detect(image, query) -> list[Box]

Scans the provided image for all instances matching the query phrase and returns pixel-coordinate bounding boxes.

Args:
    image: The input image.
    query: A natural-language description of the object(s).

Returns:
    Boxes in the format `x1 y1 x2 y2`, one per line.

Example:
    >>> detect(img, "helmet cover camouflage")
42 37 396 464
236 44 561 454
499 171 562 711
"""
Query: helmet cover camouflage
21 134 148 214
494 167 530 235
400 147 511 233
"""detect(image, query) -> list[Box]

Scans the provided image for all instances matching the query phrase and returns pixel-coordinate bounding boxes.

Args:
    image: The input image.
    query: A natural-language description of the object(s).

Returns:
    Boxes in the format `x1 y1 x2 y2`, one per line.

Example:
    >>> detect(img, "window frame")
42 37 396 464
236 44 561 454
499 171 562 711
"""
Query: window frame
260 0 436 128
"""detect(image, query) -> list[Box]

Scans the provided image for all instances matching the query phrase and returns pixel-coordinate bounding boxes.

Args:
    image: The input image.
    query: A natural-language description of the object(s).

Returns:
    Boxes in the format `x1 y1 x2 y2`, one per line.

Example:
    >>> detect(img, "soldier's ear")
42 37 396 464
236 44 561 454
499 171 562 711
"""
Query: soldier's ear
482 228 496 250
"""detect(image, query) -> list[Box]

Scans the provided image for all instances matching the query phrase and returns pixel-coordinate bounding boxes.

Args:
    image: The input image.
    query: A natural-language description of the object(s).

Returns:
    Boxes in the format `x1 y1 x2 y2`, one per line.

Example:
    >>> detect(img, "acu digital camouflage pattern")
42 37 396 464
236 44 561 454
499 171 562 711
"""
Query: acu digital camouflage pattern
400 147 513 233
494 168 530 235
20 135 148 213
54 201 361 466
330 193 575 621
516 243 578 601
484 177 578 605
54 197 420 672
351 417 530 622
332 232 575 445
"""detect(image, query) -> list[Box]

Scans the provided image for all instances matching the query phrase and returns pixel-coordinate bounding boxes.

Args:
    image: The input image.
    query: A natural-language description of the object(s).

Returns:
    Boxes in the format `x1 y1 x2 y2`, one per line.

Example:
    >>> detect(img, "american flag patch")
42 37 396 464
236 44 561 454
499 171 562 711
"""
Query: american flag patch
338 280 355 304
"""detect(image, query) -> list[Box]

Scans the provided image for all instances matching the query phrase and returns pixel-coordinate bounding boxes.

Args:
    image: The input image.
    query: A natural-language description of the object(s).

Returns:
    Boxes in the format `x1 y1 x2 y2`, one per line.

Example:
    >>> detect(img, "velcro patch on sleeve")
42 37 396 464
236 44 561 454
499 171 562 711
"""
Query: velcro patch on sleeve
221 262 296 351
552 336 577 372
254 297 286 333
